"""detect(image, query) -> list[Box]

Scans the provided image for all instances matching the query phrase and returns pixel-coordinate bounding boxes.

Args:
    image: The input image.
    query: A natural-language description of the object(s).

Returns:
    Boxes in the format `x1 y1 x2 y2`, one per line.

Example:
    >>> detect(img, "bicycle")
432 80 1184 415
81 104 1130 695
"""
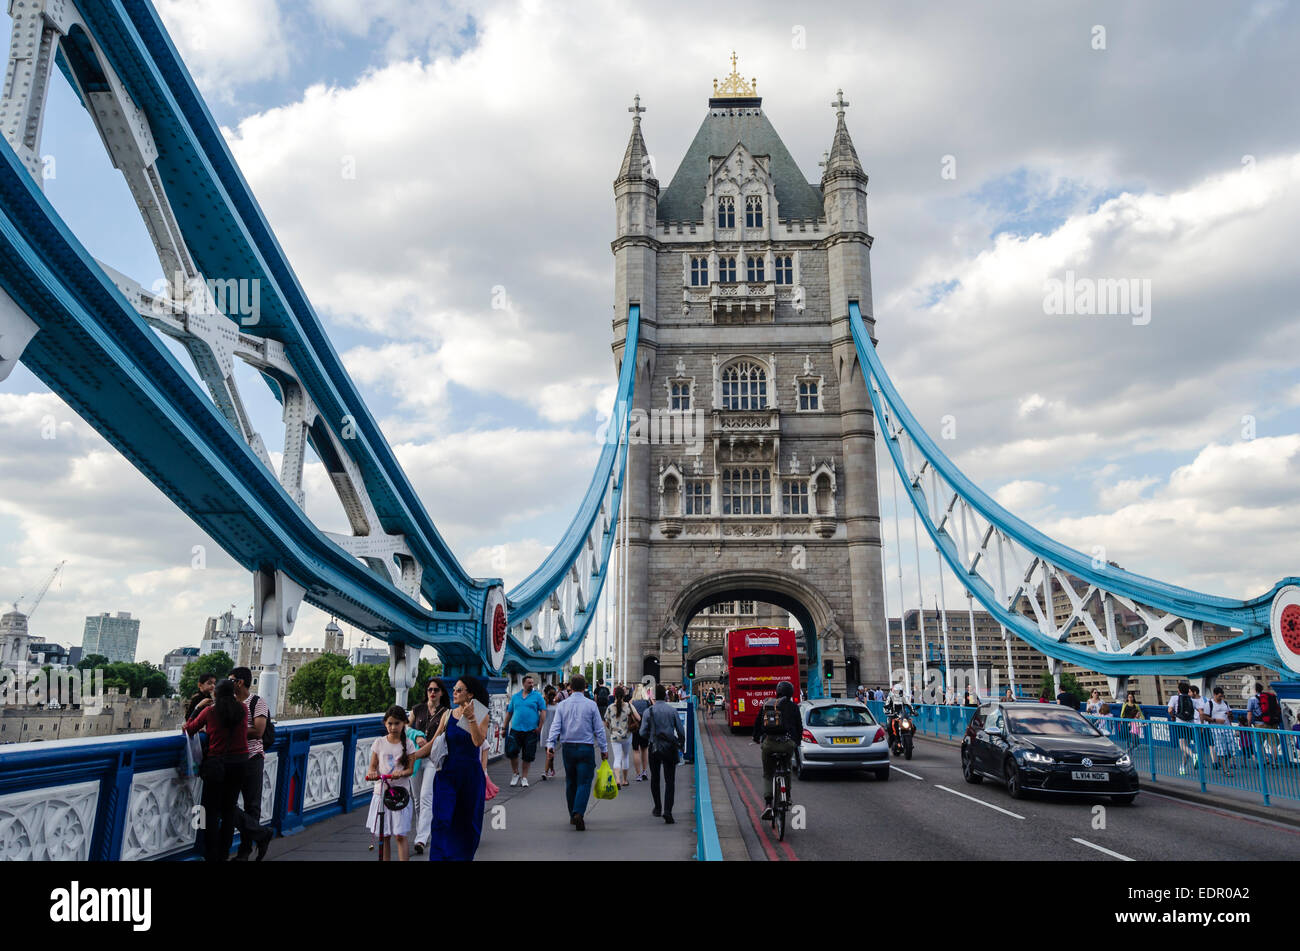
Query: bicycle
770 751 793 841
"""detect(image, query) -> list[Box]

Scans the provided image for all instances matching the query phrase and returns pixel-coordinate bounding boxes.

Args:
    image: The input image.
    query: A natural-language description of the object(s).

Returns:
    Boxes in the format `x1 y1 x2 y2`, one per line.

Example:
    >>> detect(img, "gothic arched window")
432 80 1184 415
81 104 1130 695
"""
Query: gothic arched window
774 255 794 285
721 467 772 515
718 256 737 283
720 360 768 410
746 255 765 283
745 195 763 228
717 196 735 229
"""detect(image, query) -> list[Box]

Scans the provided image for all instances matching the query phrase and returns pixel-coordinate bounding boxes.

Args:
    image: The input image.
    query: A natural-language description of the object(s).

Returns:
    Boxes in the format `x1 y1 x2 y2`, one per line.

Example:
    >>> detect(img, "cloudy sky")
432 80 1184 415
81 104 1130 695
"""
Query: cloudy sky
1 0 1297 666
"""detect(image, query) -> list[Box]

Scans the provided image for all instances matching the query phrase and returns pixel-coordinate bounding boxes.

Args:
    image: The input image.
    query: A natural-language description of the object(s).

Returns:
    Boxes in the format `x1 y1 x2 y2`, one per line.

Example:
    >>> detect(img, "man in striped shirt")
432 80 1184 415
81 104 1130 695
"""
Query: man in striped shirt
231 667 273 860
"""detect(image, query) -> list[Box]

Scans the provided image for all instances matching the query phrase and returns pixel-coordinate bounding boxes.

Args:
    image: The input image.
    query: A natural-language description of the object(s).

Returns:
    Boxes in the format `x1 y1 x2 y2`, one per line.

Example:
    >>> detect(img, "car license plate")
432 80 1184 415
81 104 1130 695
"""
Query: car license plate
831 737 857 745
1071 770 1108 781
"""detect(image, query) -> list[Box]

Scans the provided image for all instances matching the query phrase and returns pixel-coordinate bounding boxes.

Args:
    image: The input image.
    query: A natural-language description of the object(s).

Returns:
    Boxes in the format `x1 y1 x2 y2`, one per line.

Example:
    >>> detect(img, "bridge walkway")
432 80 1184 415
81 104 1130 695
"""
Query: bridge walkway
269 749 697 861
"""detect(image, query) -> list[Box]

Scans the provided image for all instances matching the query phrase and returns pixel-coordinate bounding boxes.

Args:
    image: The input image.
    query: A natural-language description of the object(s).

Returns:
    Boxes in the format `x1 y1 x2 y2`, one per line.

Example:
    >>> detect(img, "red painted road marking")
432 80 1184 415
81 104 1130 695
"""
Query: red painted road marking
705 716 778 861
705 716 798 861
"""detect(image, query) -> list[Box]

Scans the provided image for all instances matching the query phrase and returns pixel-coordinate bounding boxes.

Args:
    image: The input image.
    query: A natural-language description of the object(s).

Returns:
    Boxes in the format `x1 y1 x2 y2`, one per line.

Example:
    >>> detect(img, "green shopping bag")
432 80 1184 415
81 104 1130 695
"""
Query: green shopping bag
593 758 619 800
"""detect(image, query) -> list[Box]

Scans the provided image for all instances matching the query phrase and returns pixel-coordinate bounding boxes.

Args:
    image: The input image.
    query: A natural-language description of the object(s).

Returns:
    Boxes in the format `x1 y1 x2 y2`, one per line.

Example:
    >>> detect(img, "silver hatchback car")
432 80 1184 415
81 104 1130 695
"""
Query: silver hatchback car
795 699 891 781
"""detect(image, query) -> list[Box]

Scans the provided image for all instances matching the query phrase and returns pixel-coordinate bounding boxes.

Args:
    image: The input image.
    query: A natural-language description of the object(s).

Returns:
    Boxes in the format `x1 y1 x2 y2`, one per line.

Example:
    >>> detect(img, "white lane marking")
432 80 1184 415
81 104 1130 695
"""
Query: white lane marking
933 785 1025 820
1072 837 1134 861
892 766 924 781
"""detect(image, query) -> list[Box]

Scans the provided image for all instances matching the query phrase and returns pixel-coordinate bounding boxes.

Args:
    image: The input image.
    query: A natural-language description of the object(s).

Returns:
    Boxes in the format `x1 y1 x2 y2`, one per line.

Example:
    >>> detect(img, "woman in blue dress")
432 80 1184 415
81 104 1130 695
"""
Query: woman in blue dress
428 676 489 861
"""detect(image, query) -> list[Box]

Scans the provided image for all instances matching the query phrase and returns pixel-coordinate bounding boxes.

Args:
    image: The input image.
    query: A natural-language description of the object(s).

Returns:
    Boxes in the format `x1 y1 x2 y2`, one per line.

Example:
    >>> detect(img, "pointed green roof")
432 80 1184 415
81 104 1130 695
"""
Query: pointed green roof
657 102 824 223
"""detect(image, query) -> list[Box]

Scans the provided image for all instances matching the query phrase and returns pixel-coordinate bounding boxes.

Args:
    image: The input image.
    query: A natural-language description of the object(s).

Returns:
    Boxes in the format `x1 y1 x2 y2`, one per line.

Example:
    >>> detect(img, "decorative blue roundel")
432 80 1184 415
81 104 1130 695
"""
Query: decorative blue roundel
484 586 507 672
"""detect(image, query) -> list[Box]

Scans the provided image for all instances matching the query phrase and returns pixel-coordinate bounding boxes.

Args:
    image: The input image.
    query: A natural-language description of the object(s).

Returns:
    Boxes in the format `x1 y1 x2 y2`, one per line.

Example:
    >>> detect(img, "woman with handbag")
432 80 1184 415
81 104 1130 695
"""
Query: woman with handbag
427 676 490 860
185 679 260 861
408 677 451 855
603 685 639 786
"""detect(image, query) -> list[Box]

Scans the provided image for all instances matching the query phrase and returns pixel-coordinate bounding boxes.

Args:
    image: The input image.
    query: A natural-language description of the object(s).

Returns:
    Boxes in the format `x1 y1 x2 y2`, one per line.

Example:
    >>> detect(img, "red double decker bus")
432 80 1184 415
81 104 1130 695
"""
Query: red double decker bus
726 627 801 732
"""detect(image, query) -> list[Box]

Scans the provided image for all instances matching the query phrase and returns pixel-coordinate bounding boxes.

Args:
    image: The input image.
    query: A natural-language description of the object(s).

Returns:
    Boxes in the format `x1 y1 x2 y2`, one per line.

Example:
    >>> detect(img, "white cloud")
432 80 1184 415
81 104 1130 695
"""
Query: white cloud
1097 476 1159 510
992 480 1055 514
1043 436 1300 598
154 0 291 101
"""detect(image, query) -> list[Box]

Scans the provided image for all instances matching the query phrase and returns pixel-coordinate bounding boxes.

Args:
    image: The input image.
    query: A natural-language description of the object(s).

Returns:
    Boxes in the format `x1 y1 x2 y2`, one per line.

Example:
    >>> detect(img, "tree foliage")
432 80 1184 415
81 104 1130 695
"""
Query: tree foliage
406 657 444 708
100 661 172 698
286 652 350 714
1038 670 1086 704
323 662 392 717
77 654 110 671
177 651 235 700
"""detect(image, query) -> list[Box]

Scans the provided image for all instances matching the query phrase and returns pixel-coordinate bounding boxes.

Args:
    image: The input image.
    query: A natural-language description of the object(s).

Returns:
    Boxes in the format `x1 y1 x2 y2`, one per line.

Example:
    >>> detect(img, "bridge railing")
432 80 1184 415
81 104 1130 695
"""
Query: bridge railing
863 700 1300 806
689 697 723 861
0 714 386 861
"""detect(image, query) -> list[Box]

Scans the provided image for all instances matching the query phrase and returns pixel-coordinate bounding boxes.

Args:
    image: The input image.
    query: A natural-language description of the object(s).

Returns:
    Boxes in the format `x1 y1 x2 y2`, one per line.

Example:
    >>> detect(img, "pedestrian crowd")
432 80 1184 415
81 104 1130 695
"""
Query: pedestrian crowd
357 673 689 858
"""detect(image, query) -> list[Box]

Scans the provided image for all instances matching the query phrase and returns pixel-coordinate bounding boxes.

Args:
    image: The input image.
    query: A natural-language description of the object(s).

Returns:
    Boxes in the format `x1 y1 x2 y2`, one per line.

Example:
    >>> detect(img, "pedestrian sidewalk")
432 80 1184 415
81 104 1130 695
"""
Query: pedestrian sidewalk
268 753 697 861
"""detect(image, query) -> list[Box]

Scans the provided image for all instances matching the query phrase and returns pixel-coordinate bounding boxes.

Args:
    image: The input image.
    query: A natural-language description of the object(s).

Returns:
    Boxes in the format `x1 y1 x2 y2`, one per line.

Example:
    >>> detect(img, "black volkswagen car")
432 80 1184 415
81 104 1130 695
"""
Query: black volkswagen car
961 702 1140 803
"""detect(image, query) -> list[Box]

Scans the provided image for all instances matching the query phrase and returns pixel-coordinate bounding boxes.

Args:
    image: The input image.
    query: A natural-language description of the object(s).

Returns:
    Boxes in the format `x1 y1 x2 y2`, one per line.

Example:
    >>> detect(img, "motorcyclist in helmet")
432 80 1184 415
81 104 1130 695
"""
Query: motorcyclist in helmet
752 680 802 821
884 682 914 744
884 682 912 717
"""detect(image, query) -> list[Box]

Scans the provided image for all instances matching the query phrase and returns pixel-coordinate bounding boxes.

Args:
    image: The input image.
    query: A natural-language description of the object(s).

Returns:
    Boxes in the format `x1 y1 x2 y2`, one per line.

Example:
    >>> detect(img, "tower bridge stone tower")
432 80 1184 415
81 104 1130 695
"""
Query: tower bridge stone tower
611 61 888 696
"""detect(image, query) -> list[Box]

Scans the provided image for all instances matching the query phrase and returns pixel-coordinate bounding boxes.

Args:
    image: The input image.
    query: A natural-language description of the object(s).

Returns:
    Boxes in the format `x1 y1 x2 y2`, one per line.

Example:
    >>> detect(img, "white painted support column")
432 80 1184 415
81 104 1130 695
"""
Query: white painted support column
911 507 929 703
1003 627 1016 698
890 466 908 694
0 285 39 382
252 568 306 716
0 0 72 184
389 641 420 708
935 546 952 699
620 431 630 683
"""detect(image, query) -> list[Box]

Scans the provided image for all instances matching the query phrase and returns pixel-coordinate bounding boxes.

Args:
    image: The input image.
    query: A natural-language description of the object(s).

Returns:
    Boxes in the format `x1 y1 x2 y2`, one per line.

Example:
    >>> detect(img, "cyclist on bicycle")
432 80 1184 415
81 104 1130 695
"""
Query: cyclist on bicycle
752 680 802 821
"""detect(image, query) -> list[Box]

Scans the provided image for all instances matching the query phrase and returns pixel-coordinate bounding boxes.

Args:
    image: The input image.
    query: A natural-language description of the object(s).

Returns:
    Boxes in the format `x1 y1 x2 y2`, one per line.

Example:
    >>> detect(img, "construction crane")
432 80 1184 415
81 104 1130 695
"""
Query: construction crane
12 560 67 618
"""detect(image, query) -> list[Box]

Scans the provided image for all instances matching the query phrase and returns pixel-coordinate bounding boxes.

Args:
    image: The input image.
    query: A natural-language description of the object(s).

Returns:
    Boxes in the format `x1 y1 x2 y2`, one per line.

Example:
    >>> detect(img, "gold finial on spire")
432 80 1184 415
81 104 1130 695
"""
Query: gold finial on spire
712 50 758 99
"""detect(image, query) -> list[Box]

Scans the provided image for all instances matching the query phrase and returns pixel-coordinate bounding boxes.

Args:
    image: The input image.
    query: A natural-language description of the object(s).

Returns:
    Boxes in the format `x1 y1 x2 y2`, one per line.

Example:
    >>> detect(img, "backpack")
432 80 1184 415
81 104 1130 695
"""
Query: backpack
250 694 276 751
761 699 787 737
1259 692 1281 727
1175 693 1195 722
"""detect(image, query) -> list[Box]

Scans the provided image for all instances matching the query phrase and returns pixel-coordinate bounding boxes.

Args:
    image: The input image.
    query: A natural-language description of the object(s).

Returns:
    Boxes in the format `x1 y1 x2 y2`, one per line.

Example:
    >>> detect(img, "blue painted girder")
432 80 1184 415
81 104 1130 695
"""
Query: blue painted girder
0 139 486 663
76 0 486 616
848 301 1292 677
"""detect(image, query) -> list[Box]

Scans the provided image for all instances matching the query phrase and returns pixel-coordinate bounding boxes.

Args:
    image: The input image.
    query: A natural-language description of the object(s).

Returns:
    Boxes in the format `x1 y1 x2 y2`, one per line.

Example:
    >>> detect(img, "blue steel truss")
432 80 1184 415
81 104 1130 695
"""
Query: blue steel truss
0 0 638 676
849 301 1297 680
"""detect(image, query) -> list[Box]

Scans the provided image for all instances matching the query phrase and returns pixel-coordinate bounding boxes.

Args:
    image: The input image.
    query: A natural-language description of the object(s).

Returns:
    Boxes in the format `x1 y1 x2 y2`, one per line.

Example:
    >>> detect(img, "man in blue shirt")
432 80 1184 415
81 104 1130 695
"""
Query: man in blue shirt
503 674 548 788
545 674 608 831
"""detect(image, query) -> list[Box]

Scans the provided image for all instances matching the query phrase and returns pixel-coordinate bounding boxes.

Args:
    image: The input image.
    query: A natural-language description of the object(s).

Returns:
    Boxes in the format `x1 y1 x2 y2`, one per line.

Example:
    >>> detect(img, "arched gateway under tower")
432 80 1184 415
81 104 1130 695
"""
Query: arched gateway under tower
611 61 888 696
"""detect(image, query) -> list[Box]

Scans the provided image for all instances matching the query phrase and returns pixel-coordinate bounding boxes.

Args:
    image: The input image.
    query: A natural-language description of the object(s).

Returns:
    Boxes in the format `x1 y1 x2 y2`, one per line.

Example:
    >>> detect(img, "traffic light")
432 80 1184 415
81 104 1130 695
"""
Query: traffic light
686 658 696 679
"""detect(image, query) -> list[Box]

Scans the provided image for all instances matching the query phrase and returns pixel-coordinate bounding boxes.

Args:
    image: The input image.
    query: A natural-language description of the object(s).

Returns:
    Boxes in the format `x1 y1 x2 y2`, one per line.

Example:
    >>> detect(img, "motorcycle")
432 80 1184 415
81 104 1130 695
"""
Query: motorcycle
887 706 915 759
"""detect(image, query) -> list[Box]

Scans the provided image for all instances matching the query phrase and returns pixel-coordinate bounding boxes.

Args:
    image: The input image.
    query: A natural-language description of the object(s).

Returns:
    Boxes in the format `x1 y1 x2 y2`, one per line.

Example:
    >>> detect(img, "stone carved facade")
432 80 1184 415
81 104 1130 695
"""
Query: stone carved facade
611 78 887 694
